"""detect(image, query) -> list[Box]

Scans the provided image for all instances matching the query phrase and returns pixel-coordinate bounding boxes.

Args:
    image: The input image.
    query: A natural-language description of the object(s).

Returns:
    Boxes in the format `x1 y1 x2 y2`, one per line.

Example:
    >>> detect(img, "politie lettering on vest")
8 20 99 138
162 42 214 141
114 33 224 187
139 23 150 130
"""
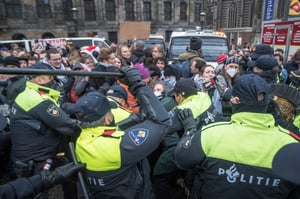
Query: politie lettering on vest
174 74 299 199
218 164 280 186
60 67 171 198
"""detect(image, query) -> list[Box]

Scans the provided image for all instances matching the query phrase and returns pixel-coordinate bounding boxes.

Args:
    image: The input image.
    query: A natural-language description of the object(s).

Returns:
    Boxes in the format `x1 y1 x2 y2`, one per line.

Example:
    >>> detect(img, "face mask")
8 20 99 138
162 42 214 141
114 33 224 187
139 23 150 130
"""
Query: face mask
164 77 176 87
226 68 238 78
154 91 162 97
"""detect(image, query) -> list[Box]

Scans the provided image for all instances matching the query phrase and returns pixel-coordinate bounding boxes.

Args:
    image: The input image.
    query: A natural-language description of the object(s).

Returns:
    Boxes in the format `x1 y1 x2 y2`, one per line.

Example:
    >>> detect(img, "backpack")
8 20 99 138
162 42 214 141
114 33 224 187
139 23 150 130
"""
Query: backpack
175 55 199 78
69 76 81 103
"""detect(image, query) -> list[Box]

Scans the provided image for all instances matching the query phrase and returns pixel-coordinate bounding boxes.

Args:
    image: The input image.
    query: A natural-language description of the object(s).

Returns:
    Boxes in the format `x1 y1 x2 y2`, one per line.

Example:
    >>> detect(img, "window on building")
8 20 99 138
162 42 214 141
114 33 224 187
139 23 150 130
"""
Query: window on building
36 0 52 18
194 3 201 22
84 0 96 21
106 0 116 21
108 31 118 43
180 2 187 21
228 2 237 28
5 0 21 18
143 2 152 21
125 1 135 21
63 0 73 21
164 2 172 21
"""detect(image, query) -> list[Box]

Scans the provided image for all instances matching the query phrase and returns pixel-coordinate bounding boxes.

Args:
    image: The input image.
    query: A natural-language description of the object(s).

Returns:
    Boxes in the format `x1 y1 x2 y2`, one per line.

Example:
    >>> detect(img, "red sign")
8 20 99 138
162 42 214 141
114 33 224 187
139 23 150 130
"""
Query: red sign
291 21 300 45
262 24 275 44
275 28 288 45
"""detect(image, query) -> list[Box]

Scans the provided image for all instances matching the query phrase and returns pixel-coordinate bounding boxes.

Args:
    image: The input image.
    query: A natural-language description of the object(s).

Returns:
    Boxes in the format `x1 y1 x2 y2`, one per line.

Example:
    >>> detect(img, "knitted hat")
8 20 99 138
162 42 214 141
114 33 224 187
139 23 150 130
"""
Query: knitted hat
164 64 179 79
190 37 202 51
134 63 150 79
225 56 239 65
249 44 274 60
217 53 229 64
3 56 20 68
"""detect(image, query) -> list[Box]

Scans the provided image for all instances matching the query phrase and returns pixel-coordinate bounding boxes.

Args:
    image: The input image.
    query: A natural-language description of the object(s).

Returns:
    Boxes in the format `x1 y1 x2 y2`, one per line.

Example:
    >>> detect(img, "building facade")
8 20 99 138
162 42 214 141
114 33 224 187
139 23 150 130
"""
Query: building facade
0 0 288 48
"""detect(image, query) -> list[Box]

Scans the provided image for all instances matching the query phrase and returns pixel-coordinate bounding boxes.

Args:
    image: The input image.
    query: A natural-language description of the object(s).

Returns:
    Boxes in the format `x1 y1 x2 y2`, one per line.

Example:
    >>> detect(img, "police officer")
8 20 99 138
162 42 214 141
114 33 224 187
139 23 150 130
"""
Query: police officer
0 162 85 199
65 67 170 198
174 74 300 199
9 63 81 197
152 79 223 199
272 143 300 185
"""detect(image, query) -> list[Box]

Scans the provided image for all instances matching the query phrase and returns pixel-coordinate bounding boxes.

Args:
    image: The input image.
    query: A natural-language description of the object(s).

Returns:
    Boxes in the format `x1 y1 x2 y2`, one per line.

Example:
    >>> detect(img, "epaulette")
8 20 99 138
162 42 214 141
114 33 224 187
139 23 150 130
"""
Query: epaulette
201 121 232 131
102 129 116 136
289 131 300 141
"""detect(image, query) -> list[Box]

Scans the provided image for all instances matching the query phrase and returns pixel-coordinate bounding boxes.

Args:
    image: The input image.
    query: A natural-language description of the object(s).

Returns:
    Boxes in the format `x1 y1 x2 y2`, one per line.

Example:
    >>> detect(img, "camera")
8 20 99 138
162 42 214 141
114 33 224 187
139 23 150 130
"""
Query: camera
203 80 215 90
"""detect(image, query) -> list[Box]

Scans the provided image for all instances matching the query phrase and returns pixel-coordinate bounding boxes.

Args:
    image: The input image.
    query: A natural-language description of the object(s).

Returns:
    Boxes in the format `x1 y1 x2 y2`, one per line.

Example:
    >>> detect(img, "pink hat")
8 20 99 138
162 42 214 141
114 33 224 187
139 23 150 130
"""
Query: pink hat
134 63 150 79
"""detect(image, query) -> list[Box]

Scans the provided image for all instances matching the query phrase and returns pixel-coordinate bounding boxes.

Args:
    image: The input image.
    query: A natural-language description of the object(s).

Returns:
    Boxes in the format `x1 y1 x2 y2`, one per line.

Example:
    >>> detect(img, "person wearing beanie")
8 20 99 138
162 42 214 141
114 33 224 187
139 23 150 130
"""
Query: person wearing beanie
215 53 229 75
3 56 20 68
175 74 299 199
215 56 240 116
163 64 179 90
190 37 202 51
134 63 151 83
177 37 204 78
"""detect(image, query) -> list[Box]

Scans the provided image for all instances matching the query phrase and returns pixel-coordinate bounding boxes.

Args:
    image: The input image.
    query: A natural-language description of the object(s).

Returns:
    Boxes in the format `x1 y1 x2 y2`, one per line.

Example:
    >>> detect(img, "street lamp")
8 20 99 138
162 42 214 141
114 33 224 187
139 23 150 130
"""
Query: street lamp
71 7 79 37
200 12 206 31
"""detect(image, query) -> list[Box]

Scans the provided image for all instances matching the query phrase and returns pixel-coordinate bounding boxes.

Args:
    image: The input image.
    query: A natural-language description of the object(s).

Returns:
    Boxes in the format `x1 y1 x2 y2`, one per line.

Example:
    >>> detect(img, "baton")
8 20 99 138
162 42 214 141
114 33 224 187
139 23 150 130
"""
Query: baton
68 142 90 199
0 68 124 77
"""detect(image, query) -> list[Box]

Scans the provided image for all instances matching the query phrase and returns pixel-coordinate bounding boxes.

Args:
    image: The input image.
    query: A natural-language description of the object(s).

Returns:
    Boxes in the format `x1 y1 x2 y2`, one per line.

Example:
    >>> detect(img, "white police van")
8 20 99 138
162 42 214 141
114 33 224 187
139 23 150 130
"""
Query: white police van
167 28 229 67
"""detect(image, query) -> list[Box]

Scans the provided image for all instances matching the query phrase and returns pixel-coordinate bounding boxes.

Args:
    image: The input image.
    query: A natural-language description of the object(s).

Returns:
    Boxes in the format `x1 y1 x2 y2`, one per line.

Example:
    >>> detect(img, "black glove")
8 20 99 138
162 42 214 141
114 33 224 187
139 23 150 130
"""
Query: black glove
119 67 145 94
177 108 196 131
41 162 86 189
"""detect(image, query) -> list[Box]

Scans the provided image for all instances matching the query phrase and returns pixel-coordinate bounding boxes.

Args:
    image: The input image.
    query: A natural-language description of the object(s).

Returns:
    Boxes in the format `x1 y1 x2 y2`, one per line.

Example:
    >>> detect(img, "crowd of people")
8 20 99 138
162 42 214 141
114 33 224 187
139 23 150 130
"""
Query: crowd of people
0 36 300 199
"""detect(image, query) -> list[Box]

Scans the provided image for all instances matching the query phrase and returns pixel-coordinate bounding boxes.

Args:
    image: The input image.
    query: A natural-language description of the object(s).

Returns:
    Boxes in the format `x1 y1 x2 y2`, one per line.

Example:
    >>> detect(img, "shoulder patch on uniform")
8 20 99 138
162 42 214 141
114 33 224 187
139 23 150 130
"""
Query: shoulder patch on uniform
168 110 175 118
129 129 149 146
47 104 59 116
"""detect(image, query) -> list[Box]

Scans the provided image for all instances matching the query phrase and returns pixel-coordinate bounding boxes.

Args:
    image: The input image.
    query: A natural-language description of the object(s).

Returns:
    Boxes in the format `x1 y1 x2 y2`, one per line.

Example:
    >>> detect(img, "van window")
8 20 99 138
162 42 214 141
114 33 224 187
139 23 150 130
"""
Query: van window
67 38 110 49
168 36 229 62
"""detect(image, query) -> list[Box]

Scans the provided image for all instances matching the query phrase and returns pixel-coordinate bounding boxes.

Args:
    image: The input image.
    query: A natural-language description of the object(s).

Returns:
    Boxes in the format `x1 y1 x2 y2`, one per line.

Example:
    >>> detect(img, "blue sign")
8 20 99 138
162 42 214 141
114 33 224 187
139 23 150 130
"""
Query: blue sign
264 0 274 21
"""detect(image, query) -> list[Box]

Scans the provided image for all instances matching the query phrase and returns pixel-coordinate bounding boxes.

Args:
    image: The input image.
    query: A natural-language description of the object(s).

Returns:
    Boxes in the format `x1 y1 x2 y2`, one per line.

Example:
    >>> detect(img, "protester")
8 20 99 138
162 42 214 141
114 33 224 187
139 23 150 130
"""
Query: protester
215 56 240 116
